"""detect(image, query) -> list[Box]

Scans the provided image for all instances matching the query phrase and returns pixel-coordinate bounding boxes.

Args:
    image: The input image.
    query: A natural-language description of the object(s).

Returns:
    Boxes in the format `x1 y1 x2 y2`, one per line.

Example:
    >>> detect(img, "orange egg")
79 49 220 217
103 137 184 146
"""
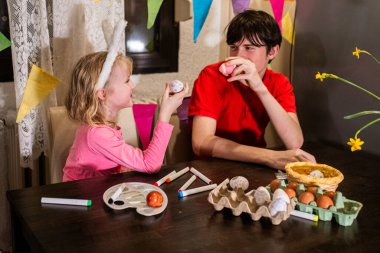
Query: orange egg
317 195 334 209
307 186 318 195
323 191 336 200
284 188 296 198
287 182 298 190
299 192 315 204
270 179 281 192
146 191 163 208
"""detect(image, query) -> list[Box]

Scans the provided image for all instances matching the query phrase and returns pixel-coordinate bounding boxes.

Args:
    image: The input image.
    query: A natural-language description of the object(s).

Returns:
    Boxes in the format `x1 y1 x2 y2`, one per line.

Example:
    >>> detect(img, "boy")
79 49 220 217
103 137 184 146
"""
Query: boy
188 10 315 170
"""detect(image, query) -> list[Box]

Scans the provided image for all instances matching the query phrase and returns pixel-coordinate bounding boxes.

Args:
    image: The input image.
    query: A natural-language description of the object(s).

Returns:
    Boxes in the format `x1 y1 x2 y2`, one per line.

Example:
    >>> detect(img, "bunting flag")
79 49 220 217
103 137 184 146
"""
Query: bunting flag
231 0 251 15
147 0 164 29
281 10 294 45
193 0 213 43
132 104 157 150
16 65 60 123
0 32 11 52
269 0 285 31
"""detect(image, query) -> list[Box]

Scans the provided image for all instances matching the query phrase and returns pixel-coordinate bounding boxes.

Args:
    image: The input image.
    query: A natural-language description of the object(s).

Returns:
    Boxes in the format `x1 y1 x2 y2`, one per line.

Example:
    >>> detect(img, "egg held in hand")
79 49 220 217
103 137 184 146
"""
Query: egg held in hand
146 191 163 208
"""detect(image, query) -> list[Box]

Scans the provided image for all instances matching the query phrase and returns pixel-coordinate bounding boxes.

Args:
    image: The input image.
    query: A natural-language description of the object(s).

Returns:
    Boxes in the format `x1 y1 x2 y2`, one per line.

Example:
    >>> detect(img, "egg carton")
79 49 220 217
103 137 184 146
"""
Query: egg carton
208 178 296 225
268 180 363 226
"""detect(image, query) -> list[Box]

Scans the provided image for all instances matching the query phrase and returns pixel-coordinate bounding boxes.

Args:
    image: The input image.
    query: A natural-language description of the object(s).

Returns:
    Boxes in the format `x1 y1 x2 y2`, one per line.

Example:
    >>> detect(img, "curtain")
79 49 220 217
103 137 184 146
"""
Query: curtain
7 0 125 168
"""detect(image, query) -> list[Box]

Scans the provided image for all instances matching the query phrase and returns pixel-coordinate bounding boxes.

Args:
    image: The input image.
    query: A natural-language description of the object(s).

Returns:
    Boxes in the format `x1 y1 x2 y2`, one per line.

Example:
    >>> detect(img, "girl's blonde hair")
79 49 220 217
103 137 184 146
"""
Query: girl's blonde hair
65 51 133 126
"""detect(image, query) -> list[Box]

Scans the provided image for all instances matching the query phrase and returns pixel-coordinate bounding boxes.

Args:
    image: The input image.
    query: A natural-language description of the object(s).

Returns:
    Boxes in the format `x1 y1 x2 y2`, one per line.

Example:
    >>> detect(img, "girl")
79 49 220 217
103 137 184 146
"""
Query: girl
63 51 188 181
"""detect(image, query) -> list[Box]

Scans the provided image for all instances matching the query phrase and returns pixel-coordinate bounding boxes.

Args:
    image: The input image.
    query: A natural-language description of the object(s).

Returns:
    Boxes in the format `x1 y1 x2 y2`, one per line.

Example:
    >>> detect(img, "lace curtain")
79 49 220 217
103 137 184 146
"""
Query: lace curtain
7 0 125 168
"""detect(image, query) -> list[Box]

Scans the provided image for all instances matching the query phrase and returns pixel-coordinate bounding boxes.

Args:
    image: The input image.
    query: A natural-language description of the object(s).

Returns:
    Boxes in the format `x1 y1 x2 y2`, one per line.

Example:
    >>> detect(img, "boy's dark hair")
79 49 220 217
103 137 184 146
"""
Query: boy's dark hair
226 10 282 54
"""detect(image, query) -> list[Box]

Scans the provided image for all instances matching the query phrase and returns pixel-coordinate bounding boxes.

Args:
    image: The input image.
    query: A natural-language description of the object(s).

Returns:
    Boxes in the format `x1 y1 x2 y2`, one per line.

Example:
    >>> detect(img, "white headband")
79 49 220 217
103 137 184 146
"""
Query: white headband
96 20 128 90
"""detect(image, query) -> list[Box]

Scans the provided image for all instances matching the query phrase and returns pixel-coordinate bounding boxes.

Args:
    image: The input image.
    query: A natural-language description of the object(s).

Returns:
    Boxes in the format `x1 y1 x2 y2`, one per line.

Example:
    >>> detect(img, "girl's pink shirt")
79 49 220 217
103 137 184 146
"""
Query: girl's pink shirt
63 121 173 182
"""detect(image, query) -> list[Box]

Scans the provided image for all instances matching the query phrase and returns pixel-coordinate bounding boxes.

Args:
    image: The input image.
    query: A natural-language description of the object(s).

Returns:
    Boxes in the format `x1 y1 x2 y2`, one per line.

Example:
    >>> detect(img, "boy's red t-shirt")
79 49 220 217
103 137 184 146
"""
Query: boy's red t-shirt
188 62 296 147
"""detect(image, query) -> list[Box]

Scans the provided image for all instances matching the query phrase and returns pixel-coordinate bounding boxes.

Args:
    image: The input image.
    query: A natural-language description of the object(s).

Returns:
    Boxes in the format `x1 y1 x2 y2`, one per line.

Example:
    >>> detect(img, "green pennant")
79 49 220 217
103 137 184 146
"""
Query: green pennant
147 0 163 29
0 32 11 52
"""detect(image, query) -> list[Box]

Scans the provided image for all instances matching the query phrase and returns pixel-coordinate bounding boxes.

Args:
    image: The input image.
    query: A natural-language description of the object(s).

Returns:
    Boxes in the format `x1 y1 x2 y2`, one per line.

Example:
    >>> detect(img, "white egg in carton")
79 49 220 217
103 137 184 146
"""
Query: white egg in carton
208 176 296 225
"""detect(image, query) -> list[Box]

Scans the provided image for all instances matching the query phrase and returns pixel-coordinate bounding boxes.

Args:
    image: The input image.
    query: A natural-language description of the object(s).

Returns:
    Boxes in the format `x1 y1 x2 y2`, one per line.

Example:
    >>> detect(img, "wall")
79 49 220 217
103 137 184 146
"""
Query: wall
292 0 380 156
132 0 230 100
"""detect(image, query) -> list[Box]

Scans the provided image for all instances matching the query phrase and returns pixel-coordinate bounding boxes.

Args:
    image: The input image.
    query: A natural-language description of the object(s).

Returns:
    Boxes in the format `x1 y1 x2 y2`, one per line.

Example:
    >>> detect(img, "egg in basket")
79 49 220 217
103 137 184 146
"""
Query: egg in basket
285 162 344 192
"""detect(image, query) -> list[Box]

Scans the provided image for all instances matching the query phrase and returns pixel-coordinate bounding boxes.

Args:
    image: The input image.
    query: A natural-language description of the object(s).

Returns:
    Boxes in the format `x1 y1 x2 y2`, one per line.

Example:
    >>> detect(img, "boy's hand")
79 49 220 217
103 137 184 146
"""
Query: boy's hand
158 82 189 123
224 57 266 93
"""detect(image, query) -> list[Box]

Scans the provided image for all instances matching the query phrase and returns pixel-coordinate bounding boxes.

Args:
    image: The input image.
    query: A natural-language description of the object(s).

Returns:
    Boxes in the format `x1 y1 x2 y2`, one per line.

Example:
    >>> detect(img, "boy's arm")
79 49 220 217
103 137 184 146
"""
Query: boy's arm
192 116 315 170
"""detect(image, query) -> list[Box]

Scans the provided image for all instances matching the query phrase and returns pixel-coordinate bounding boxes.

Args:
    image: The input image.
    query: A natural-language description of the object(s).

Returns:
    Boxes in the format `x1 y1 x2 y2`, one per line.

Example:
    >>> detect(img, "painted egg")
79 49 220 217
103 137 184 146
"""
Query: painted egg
272 188 290 204
253 186 271 205
309 169 324 178
229 176 249 191
146 191 163 208
269 198 288 216
169 80 184 93
219 63 236 76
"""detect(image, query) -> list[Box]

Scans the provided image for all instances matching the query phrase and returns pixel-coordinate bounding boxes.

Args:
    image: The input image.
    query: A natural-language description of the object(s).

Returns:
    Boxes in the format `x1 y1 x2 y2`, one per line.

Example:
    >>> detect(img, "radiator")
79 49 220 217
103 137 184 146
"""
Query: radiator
1 116 22 190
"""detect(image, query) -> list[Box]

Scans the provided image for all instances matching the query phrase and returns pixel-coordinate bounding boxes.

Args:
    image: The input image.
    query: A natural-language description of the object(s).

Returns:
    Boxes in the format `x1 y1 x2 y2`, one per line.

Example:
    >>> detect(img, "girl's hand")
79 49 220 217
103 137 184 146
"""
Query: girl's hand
224 57 265 93
158 82 189 123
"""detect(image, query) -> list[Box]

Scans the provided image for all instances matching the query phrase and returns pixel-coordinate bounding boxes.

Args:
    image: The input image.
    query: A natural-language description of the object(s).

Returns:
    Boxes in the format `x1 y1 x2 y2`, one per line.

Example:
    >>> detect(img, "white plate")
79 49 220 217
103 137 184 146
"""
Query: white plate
103 182 168 216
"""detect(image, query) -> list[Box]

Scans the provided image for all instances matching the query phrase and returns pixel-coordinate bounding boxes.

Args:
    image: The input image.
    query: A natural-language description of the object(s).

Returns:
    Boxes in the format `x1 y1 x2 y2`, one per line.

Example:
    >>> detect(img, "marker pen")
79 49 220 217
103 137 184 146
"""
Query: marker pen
153 170 176 187
41 197 92 207
190 167 213 184
178 175 196 192
166 167 190 183
178 184 217 198
108 183 127 204
290 210 318 222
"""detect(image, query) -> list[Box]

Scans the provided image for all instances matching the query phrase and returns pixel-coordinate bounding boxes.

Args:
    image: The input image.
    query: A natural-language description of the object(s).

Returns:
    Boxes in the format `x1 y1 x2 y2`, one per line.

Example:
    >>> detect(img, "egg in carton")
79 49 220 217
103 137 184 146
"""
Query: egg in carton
267 180 363 226
208 176 296 225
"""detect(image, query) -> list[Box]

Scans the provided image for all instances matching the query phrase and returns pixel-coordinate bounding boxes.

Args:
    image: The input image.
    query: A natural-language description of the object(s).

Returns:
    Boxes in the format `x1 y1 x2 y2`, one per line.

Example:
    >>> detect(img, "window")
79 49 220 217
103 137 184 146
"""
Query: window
124 0 179 74
0 0 13 82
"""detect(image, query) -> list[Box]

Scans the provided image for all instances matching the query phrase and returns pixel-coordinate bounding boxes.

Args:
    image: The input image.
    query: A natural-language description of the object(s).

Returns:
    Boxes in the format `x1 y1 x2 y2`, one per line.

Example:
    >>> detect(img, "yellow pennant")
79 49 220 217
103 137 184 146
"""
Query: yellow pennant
16 65 60 123
281 11 294 45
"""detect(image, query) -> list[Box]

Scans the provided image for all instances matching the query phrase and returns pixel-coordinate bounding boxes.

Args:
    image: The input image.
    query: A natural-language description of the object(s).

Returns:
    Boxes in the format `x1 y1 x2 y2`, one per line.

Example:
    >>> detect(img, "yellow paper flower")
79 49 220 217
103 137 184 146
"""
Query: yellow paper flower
347 137 364 152
317 47 380 152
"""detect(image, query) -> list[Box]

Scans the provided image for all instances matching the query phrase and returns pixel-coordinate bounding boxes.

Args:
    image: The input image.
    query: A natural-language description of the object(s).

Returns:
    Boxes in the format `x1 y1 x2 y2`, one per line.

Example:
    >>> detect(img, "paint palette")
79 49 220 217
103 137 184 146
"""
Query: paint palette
103 182 168 216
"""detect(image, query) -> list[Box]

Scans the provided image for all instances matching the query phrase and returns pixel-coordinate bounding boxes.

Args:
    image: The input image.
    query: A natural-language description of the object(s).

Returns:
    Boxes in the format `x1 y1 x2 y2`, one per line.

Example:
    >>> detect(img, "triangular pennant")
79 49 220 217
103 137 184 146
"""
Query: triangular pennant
231 0 251 15
147 0 164 29
16 65 60 123
269 0 285 31
132 104 157 150
0 32 11 52
281 11 294 45
193 0 213 43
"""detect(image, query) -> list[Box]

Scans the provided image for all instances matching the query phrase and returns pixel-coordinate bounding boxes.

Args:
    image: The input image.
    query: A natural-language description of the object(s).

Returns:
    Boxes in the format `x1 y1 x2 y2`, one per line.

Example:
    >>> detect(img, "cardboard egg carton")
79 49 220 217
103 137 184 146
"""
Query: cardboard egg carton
208 178 296 225
268 180 363 226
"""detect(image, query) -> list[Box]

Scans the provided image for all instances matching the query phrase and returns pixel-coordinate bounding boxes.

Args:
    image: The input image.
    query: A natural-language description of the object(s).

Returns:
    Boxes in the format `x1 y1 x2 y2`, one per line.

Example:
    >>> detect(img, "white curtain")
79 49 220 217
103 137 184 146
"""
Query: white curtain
3 0 124 250
7 0 125 167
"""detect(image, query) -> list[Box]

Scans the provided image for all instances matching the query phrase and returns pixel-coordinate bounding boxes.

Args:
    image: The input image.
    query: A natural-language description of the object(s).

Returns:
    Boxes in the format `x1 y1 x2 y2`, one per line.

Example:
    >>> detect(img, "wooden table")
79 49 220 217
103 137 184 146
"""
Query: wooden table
7 142 380 252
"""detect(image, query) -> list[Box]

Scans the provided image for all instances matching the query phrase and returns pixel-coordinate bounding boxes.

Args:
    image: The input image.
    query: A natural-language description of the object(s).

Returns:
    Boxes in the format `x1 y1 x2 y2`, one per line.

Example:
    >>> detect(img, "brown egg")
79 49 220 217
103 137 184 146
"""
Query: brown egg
317 195 334 209
287 182 298 190
284 188 296 199
307 186 318 195
299 192 315 204
323 191 336 200
270 179 281 192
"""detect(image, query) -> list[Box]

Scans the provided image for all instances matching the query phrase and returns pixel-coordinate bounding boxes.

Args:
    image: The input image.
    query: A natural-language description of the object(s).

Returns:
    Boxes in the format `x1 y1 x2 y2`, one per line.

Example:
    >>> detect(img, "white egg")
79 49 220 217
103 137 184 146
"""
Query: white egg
229 176 249 191
309 170 324 178
269 198 288 216
253 186 271 205
169 80 184 93
272 188 290 204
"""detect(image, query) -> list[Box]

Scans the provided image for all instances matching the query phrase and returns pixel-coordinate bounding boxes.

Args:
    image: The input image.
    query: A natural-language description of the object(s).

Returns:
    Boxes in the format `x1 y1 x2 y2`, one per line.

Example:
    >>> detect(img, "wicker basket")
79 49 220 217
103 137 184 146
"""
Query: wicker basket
285 162 344 192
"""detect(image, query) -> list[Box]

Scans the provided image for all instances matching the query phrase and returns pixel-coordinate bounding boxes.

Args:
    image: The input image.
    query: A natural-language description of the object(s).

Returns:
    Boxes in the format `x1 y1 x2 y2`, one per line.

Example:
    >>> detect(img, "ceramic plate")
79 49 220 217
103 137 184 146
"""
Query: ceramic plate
103 182 168 216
